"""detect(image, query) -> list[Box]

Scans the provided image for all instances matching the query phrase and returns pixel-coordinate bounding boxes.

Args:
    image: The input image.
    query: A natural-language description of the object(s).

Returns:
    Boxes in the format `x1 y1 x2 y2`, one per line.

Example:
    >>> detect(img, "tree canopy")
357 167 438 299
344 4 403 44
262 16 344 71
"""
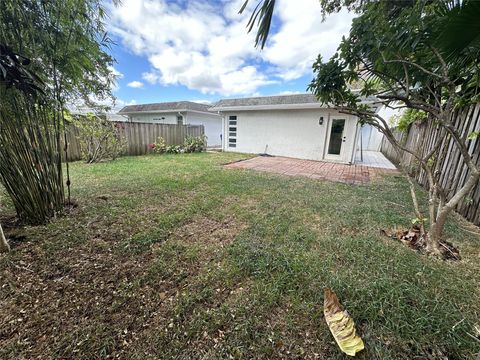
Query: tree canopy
0 0 117 227
242 0 480 255
308 0 480 113
0 0 116 108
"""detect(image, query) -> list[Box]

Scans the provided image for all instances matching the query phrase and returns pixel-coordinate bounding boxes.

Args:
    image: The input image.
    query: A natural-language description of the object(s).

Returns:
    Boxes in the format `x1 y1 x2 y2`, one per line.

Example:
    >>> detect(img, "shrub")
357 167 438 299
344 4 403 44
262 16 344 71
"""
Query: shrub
150 135 207 155
72 113 126 163
165 145 183 154
151 137 167 154
397 109 427 133
183 134 207 153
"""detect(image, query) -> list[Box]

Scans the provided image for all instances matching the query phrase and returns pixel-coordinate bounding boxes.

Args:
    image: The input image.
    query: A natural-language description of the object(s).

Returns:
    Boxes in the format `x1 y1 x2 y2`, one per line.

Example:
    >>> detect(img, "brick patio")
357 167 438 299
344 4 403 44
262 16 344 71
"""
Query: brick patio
225 156 398 185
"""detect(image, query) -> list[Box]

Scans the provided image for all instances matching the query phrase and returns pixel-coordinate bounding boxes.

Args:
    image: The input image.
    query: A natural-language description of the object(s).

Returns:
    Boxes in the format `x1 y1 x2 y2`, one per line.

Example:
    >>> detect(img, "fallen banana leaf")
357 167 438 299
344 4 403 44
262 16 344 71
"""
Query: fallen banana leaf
324 288 364 356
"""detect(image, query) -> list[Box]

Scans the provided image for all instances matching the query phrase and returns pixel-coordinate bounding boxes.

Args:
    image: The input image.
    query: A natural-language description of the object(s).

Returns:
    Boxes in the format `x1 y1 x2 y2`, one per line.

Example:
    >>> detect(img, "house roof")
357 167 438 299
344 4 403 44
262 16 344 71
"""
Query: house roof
209 93 379 112
118 101 212 114
213 94 318 108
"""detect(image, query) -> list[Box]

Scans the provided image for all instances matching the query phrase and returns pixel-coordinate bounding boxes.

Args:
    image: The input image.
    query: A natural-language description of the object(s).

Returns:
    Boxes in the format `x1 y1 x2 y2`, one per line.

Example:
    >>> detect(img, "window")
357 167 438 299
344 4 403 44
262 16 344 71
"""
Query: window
228 115 237 148
177 115 183 125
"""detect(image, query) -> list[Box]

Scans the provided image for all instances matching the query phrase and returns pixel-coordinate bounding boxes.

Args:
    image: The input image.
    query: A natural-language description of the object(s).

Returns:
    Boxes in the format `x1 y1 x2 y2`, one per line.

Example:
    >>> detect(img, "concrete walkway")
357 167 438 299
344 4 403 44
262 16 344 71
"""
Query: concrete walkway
225 156 398 185
355 150 397 169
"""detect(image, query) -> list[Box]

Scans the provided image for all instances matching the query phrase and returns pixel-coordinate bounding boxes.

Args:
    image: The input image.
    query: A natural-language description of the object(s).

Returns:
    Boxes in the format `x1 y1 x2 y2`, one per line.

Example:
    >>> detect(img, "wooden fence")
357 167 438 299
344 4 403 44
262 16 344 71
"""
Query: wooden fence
65 121 204 161
381 104 480 225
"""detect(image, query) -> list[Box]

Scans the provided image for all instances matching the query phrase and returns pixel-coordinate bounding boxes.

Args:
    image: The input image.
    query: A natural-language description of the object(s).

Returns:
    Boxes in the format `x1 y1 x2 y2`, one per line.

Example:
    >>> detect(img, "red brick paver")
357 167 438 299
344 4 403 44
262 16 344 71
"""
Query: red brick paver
225 156 398 185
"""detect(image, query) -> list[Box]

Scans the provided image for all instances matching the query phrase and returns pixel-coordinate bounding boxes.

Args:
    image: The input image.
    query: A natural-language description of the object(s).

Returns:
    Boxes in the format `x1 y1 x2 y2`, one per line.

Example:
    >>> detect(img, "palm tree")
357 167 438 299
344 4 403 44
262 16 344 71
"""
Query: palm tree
240 0 276 49
241 0 480 56
435 0 480 59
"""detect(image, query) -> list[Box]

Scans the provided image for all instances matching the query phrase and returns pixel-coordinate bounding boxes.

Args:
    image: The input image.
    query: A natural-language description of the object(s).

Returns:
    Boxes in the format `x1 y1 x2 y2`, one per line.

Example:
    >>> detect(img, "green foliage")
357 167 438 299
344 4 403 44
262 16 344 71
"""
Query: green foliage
397 109 427 132
151 137 167 154
0 0 117 224
72 114 126 163
0 44 44 97
183 134 207 153
243 0 480 254
435 0 480 61
305 1 480 118
0 87 64 224
2 153 479 358
0 0 116 108
151 135 207 155
467 131 479 140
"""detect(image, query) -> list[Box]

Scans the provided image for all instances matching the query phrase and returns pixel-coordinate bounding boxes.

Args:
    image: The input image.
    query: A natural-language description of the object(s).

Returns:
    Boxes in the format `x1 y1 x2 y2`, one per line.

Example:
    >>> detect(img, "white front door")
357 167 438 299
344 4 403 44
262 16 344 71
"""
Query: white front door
324 117 347 161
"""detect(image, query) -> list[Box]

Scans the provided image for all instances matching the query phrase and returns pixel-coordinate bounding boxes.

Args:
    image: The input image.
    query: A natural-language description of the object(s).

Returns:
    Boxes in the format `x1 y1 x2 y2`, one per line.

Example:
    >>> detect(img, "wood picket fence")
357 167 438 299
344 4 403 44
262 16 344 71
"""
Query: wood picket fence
64 121 204 161
381 104 480 225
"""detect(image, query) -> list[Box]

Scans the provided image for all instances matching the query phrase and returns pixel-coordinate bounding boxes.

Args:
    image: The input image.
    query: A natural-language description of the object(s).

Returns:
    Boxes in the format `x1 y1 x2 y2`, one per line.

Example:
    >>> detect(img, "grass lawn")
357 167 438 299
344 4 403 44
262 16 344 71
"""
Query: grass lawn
1 152 479 359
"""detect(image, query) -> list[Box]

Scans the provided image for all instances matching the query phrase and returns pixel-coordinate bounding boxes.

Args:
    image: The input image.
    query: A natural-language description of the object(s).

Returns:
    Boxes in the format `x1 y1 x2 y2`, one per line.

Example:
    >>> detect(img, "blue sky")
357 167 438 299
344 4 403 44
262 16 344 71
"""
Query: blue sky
106 0 354 108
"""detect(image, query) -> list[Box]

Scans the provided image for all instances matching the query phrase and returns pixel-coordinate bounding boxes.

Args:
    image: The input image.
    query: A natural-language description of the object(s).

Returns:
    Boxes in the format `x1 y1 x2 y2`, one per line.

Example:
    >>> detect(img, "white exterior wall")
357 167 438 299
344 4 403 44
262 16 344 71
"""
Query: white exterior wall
128 112 178 124
222 109 358 163
185 112 222 147
124 111 222 146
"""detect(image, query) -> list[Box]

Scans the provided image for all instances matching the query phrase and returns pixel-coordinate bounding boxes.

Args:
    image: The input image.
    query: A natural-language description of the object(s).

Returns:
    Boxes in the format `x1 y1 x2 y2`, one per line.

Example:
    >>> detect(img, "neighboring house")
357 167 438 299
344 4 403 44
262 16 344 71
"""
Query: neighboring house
118 101 223 147
209 94 378 164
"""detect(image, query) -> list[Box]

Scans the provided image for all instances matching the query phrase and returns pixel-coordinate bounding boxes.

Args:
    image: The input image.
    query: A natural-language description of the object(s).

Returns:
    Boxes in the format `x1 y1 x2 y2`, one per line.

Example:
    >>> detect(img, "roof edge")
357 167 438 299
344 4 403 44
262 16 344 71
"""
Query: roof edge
208 103 328 112
118 108 220 116
208 98 380 112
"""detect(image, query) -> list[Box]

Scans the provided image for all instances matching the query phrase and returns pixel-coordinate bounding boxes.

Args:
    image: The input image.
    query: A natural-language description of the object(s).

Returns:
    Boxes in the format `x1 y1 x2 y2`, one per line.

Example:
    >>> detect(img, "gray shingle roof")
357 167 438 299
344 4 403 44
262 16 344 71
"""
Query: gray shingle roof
118 101 211 114
212 94 319 108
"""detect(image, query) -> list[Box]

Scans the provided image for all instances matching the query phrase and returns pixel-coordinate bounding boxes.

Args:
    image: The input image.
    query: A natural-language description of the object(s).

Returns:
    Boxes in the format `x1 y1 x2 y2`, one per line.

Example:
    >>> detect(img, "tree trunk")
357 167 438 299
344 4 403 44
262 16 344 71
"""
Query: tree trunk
427 170 480 255
425 223 443 255
0 222 9 253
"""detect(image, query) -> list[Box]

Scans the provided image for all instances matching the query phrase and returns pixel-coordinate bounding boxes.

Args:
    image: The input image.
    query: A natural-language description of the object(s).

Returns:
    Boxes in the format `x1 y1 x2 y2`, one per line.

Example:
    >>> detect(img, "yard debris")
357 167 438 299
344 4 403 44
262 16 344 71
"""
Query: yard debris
380 226 460 260
323 288 364 357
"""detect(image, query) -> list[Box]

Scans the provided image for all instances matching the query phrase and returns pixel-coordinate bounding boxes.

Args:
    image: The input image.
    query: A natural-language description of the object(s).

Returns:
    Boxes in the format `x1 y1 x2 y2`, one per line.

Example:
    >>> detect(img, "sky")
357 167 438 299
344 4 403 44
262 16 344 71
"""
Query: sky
106 0 355 109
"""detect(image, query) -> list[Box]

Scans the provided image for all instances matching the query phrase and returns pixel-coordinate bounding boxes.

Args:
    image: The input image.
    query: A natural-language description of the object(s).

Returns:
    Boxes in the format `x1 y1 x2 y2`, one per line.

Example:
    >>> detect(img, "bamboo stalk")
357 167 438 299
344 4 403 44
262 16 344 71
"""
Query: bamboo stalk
0 87 65 225
0 222 9 253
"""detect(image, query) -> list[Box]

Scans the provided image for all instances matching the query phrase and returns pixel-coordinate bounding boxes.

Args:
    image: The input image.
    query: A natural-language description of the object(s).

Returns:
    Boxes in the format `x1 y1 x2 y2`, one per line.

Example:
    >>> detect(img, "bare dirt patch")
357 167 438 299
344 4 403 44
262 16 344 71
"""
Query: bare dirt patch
0 237 172 358
170 215 245 247
381 226 460 260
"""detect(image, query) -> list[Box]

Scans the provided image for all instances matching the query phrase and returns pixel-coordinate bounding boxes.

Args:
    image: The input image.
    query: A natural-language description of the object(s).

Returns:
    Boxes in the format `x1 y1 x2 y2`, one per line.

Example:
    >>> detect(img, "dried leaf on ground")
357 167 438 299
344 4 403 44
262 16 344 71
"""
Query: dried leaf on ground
380 226 460 260
323 288 364 357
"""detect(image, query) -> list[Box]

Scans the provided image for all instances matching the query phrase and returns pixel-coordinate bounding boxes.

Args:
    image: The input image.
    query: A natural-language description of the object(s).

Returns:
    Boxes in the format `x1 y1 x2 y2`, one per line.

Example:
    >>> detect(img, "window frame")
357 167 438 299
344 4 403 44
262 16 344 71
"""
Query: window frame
228 115 237 148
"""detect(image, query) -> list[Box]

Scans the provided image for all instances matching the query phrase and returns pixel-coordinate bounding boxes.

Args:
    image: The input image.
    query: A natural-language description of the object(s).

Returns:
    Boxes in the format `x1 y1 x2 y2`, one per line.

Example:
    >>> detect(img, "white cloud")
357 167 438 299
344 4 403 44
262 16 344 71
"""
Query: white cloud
108 66 124 79
108 0 353 96
262 1 354 80
142 71 160 84
189 99 212 105
127 80 144 88
277 90 302 95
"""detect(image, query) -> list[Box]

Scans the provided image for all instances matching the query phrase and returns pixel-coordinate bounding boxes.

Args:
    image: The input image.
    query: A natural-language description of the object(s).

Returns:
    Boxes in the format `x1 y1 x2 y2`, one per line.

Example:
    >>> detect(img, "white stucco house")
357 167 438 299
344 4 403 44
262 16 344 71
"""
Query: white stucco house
118 101 223 147
209 94 378 164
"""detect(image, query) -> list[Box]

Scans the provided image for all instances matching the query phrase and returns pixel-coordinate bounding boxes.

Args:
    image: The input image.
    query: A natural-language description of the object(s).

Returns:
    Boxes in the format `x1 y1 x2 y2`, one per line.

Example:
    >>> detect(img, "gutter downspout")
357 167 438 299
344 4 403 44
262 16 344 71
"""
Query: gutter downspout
177 111 185 125
218 111 225 151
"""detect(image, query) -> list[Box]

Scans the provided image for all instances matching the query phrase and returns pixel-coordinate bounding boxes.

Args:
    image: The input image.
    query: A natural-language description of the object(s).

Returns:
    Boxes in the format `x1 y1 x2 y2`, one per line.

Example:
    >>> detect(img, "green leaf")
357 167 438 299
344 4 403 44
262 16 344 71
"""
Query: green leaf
467 131 479 140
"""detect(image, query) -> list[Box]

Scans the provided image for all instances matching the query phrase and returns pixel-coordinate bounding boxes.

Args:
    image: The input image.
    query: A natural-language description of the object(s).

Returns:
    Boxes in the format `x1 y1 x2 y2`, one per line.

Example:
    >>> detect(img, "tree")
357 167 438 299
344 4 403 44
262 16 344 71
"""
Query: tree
0 0 116 228
71 113 126 163
242 0 480 255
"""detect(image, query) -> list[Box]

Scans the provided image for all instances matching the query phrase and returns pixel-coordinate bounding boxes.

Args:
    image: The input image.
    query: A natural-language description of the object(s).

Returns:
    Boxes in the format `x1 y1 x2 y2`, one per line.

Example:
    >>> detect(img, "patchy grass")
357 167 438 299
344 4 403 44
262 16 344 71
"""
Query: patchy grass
0 152 479 359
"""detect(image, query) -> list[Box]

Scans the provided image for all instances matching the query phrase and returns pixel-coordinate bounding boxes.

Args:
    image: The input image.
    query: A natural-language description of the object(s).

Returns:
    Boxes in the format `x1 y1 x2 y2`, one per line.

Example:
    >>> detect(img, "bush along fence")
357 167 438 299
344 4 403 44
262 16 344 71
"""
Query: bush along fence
381 104 480 226
64 121 205 161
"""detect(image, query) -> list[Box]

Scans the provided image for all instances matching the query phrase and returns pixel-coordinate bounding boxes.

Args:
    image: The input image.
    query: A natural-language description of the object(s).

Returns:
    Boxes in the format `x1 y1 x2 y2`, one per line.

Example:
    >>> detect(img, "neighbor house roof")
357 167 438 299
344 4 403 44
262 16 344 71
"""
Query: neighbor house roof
209 94 320 111
209 93 380 112
118 101 212 114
